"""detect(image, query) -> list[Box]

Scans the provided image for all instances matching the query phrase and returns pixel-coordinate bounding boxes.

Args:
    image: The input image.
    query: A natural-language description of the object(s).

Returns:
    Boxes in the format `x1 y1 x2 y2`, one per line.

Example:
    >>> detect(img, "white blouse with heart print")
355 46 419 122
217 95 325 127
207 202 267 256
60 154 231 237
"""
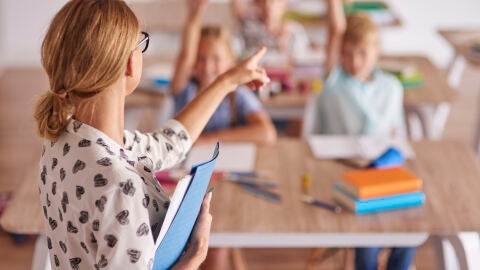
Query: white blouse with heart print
38 118 191 270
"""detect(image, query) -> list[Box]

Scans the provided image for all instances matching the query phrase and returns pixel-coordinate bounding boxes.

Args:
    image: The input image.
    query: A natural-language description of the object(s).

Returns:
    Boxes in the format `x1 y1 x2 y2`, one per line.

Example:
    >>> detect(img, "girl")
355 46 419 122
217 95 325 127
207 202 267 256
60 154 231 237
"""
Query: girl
34 1 269 269
171 0 277 145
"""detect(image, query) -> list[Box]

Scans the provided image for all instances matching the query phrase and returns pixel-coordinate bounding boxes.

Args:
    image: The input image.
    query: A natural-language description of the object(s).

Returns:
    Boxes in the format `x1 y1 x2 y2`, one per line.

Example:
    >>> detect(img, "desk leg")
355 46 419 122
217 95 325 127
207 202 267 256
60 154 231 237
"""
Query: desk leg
432 233 480 270
446 55 466 89
405 109 423 141
473 96 480 156
409 103 451 140
32 234 51 270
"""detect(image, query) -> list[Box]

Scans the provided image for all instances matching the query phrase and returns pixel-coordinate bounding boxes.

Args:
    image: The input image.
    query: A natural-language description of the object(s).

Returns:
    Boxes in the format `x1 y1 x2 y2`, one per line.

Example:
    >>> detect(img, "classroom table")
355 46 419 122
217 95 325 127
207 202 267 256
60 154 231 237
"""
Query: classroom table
207 139 480 249
2 139 480 269
263 55 457 139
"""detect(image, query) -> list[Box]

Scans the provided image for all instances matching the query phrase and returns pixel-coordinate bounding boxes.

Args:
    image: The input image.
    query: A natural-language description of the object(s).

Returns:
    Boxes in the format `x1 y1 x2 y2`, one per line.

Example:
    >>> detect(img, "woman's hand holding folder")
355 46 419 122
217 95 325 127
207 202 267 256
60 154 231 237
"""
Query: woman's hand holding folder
171 192 213 269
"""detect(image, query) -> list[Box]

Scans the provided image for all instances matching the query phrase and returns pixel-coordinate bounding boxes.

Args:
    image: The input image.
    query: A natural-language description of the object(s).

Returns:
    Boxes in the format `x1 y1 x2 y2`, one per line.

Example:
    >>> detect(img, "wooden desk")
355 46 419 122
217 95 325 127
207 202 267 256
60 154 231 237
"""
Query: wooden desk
439 29 480 67
209 139 480 247
2 139 480 269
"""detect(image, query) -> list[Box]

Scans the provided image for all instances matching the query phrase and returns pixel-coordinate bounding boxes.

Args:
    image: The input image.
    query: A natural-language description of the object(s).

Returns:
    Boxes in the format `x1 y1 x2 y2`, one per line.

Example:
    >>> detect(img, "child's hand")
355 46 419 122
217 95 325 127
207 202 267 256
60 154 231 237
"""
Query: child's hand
187 0 208 17
220 47 270 92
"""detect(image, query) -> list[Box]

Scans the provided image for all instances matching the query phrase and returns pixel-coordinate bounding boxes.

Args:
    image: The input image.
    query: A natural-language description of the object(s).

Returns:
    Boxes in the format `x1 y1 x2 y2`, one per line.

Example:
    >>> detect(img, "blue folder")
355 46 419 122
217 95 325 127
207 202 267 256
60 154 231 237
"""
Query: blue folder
153 142 219 270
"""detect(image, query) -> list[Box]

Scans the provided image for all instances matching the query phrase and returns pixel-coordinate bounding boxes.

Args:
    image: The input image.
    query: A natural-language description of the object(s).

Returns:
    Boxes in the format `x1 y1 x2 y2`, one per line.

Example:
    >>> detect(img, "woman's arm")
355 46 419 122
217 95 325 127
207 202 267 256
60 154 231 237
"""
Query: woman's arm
173 47 269 143
325 0 346 76
170 0 208 95
196 111 277 145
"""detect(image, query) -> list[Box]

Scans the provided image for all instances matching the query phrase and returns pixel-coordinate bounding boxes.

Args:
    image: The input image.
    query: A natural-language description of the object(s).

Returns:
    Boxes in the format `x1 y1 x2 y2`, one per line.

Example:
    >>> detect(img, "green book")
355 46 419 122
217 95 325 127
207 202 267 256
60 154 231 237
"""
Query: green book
397 72 424 89
344 2 387 14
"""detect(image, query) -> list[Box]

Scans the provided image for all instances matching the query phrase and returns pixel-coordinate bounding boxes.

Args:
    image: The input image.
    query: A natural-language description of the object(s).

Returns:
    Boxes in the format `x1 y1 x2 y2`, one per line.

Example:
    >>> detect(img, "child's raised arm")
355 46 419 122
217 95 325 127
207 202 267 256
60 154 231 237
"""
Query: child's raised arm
170 0 208 95
325 0 347 76
230 0 249 23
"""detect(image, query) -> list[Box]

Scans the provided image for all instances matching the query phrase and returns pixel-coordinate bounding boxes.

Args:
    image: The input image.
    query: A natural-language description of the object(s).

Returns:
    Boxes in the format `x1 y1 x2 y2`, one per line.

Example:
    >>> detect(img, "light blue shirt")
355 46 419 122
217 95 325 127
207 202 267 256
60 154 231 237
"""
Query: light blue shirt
312 66 404 136
174 81 264 133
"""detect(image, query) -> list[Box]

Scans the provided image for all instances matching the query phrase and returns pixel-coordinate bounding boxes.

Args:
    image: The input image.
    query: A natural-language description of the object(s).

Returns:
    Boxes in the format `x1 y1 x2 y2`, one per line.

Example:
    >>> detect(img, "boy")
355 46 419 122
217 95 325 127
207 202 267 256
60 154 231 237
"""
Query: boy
310 1 415 270
311 2 404 137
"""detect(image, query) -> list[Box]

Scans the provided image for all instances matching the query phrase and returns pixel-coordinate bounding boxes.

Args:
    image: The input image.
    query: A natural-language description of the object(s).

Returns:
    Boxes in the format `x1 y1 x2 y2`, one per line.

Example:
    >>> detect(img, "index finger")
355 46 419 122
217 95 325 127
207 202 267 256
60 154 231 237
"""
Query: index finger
242 46 267 69
200 192 212 214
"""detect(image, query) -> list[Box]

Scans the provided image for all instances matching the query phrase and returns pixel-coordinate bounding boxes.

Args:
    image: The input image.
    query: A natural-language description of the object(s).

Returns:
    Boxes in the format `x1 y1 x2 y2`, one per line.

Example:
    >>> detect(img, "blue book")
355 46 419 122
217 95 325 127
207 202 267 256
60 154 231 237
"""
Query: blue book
153 142 219 270
332 184 425 215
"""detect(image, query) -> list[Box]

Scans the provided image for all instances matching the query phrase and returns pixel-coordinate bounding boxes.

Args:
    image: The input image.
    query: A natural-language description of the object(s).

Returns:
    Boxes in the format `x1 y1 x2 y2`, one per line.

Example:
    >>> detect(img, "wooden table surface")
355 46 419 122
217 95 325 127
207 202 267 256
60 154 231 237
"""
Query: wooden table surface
208 139 480 239
263 55 457 114
3 139 479 247
439 29 480 66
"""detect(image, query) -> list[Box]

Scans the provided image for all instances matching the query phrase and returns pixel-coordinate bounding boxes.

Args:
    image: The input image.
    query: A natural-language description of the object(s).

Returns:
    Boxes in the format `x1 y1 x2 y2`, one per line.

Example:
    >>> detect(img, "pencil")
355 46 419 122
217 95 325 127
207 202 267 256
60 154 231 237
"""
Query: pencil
301 195 341 213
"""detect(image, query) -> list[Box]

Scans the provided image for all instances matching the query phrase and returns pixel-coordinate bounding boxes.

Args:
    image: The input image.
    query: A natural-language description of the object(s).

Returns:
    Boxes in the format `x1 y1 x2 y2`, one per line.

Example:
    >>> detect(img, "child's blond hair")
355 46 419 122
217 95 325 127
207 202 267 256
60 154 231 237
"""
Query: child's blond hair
344 12 379 44
200 25 236 59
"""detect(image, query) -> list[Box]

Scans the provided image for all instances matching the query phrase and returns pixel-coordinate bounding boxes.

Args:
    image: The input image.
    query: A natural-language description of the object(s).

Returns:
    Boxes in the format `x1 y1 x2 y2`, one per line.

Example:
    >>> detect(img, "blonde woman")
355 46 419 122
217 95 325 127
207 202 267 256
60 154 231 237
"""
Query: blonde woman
34 1 269 269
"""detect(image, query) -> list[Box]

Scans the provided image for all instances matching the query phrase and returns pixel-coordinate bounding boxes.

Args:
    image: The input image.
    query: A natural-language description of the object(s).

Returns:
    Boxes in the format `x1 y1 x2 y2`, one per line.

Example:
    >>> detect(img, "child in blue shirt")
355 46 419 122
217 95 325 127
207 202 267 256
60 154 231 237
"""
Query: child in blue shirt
309 1 415 270
311 1 405 138
171 0 277 146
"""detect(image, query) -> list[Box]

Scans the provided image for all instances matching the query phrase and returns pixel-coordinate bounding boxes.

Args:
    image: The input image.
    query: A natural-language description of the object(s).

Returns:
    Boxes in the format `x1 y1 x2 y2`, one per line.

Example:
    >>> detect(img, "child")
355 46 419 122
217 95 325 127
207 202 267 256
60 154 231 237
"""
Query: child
171 0 277 145
231 0 310 56
308 1 415 270
310 1 405 137
34 0 269 269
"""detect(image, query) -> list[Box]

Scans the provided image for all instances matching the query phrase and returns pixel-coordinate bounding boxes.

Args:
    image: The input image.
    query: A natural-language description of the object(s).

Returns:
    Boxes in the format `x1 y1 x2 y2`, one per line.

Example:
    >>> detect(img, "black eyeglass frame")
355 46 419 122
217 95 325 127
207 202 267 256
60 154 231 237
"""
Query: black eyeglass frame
137 31 150 53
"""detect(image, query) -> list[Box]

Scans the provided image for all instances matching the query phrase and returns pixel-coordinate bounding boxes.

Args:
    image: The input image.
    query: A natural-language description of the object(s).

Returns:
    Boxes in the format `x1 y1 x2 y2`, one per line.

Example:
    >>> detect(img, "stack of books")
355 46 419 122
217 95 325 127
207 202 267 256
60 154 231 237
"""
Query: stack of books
333 167 425 214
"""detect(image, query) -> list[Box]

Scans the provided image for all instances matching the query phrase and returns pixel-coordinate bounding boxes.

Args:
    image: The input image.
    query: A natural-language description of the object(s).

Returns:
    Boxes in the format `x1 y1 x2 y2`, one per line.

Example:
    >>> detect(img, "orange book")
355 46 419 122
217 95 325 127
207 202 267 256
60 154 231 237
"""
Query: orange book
339 167 422 199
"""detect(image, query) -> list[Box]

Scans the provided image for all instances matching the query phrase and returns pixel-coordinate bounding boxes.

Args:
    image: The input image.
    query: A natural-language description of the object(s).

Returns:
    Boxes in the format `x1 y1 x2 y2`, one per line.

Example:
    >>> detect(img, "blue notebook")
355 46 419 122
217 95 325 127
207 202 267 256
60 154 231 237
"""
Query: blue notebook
153 142 219 270
333 184 425 215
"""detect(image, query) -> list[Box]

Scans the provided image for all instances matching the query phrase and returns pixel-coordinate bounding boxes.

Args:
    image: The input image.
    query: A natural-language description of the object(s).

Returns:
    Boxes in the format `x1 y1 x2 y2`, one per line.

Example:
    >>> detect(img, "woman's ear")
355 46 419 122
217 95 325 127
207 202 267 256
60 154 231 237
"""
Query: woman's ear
125 51 134 77
125 50 142 95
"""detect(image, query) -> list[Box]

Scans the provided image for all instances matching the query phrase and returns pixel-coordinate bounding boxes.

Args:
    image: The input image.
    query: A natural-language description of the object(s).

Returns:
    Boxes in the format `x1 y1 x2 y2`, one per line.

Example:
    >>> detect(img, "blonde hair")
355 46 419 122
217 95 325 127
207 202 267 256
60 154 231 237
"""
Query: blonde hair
200 25 236 60
344 12 379 44
34 0 140 140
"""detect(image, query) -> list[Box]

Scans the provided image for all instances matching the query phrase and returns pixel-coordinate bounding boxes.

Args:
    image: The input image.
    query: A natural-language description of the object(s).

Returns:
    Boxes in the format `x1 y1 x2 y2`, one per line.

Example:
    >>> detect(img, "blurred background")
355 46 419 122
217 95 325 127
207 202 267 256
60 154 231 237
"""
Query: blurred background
1 0 480 269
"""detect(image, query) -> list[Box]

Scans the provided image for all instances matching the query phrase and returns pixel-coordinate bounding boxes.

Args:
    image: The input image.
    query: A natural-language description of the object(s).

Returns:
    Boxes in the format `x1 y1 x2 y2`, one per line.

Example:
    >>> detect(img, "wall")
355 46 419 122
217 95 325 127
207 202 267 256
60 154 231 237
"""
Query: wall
382 0 480 67
1 0 66 67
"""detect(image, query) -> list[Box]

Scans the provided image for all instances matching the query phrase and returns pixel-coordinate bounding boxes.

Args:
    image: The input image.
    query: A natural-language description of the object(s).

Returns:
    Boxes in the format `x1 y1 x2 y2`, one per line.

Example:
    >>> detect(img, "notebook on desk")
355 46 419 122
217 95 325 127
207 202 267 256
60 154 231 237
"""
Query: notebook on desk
307 136 415 159
152 142 219 270
185 143 256 172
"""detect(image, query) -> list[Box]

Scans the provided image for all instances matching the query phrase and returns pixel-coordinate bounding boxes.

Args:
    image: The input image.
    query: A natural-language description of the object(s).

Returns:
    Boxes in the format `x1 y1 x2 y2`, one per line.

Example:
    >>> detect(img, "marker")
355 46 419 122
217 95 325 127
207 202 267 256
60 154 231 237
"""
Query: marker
241 184 280 202
227 175 277 189
207 186 215 193
301 174 311 195
301 195 341 213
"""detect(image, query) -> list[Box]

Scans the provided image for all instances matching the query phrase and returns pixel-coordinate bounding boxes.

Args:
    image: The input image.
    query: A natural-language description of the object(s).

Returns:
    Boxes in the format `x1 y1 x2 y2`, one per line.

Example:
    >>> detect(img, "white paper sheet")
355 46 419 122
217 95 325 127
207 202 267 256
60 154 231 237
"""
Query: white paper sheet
155 175 192 249
307 136 415 159
185 143 256 172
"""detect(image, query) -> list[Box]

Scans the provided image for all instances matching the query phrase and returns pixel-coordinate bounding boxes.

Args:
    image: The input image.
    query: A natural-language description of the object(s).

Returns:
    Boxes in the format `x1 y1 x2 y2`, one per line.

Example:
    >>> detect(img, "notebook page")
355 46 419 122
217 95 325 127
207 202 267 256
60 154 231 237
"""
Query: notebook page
307 136 361 159
155 175 192 250
185 143 255 172
356 137 415 159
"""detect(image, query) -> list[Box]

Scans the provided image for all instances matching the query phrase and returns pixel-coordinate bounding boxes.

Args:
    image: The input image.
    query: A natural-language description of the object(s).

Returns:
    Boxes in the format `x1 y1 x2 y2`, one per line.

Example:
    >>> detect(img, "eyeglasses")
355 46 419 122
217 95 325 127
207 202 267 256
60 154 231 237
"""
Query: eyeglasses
136 31 149 53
